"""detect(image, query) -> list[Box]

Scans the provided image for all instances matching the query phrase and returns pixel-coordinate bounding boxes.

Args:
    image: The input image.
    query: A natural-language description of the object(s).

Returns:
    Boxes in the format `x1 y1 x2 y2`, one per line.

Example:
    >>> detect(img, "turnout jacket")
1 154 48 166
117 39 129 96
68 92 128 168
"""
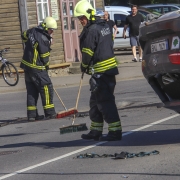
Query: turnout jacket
80 18 118 75
20 26 51 72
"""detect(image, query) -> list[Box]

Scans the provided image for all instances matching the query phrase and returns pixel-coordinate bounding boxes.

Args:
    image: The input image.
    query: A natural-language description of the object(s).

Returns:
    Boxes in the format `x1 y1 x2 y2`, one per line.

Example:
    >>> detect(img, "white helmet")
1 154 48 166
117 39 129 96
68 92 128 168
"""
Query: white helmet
43 16 57 29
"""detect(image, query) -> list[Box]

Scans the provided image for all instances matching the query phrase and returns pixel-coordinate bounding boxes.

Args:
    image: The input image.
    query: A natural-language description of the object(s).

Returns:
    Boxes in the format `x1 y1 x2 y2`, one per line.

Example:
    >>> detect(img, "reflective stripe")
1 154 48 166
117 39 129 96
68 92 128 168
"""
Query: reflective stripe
92 57 117 73
27 106 37 110
93 57 116 67
44 104 54 109
108 121 122 132
82 48 94 56
93 63 117 73
45 62 50 66
40 52 50 58
44 85 49 105
33 48 38 65
108 126 122 131
22 31 28 43
109 121 121 127
90 121 103 131
91 121 103 126
34 42 38 49
82 62 88 68
23 31 28 40
21 60 46 70
90 126 103 131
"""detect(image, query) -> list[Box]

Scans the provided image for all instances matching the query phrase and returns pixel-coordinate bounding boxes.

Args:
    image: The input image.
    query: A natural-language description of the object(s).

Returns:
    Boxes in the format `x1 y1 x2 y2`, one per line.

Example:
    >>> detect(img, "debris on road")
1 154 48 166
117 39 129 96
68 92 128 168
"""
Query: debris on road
74 150 160 160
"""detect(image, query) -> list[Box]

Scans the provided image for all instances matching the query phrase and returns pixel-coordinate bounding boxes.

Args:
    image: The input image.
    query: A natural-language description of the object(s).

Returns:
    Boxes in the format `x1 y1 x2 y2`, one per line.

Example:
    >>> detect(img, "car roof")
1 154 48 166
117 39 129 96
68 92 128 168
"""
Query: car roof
105 6 131 12
142 4 180 8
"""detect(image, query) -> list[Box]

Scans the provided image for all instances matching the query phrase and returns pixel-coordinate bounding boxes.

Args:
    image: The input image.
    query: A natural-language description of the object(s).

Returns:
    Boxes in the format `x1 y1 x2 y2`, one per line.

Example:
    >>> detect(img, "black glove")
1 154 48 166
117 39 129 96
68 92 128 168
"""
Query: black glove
45 66 49 71
80 64 87 73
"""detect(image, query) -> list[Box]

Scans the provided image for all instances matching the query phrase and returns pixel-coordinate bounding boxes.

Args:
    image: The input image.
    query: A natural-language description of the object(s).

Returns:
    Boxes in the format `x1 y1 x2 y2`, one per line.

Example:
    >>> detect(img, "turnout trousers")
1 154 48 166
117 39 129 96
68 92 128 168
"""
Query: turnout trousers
25 70 56 118
89 74 122 132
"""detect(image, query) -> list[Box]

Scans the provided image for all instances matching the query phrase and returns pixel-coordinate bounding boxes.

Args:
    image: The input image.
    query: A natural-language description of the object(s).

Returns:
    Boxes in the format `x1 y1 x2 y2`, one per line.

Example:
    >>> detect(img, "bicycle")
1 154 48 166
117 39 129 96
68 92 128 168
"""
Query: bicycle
0 47 19 86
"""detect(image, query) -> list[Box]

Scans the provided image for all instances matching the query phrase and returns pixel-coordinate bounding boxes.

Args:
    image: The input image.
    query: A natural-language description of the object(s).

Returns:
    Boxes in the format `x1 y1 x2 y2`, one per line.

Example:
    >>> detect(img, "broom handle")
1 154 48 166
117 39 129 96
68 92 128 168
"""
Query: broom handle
53 87 67 111
72 72 84 125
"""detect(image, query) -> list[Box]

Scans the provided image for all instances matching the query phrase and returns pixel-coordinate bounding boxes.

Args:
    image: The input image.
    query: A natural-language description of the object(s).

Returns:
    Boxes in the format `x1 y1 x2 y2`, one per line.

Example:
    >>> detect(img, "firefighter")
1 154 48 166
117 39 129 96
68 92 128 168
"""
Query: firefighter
20 16 57 121
74 0 122 141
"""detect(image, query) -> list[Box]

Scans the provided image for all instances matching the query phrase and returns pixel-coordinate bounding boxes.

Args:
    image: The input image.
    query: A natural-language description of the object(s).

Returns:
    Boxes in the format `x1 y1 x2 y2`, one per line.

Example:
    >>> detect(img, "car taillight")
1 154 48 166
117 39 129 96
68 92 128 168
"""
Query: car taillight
168 53 180 64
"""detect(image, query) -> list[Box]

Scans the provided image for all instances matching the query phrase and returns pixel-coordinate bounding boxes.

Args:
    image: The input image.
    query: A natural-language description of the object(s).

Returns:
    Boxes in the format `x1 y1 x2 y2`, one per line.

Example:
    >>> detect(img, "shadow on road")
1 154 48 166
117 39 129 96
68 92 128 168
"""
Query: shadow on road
6 172 180 177
0 129 180 149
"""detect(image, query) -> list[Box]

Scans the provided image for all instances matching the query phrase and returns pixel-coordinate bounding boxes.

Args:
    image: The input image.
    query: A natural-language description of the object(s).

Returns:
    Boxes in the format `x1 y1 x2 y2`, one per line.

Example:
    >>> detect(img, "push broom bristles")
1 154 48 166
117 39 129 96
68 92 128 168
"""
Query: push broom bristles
57 108 78 118
60 123 88 134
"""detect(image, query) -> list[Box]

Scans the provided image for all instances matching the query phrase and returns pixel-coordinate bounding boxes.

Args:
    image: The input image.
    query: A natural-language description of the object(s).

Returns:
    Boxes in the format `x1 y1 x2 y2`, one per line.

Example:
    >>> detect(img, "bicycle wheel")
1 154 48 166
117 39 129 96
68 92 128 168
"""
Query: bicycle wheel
2 61 19 86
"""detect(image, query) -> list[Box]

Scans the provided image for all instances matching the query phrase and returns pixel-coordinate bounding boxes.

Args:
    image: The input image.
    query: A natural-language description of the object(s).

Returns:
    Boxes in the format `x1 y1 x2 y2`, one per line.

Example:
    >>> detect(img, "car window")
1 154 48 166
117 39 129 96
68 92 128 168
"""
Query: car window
138 10 149 16
139 8 161 17
162 7 170 13
138 11 146 20
170 6 179 11
148 7 162 13
114 14 127 27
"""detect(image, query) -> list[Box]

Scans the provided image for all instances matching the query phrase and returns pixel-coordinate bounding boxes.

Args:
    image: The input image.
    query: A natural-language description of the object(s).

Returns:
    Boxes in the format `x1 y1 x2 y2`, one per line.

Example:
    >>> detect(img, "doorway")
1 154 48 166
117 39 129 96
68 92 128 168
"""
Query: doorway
60 0 80 62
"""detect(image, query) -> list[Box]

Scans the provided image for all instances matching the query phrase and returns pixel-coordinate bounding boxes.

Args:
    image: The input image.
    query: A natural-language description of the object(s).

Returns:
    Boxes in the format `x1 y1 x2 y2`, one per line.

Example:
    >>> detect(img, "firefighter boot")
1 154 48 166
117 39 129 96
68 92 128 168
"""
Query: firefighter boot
45 113 57 120
28 115 45 121
99 130 122 141
81 130 102 141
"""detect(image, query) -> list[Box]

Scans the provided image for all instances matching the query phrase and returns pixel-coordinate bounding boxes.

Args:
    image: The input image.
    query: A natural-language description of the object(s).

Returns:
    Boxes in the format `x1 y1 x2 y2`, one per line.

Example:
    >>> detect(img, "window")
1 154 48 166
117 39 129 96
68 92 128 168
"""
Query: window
37 0 50 23
149 7 162 14
114 14 127 27
138 10 149 17
163 7 170 13
171 6 179 12
88 0 95 9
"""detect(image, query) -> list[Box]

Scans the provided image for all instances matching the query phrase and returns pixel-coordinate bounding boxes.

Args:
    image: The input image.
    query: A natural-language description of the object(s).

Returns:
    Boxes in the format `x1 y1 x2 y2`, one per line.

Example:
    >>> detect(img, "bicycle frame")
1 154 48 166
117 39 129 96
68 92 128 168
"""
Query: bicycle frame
0 48 9 71
0 47 19 86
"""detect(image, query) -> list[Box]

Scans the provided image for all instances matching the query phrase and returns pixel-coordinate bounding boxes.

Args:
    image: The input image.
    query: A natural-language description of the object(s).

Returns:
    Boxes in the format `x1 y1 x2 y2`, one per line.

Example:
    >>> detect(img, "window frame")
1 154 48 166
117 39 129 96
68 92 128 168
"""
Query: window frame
114 13 127 28
36 0 50 23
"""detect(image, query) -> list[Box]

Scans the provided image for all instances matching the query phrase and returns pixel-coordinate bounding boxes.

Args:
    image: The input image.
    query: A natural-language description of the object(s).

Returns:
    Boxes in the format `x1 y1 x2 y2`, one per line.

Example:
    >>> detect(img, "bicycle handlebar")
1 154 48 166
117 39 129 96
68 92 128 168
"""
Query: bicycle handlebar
0 47 10 53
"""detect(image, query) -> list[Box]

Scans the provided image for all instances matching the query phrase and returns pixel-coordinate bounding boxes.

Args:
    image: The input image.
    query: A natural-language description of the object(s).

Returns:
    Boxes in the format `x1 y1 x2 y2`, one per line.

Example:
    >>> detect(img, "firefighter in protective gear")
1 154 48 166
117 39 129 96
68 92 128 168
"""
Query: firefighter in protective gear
74 0 122 141
20 16 57 121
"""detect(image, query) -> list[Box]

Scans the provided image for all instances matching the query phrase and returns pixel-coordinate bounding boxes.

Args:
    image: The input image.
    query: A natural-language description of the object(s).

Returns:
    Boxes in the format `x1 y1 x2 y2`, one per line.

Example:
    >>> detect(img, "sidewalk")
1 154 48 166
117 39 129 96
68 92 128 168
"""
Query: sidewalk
0 59 144 94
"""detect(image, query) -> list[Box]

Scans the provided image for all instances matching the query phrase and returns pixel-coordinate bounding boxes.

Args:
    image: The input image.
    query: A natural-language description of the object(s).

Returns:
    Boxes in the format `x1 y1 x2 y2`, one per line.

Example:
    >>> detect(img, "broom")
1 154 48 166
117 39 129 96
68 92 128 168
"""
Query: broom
60 72 88 134
53 87 78 118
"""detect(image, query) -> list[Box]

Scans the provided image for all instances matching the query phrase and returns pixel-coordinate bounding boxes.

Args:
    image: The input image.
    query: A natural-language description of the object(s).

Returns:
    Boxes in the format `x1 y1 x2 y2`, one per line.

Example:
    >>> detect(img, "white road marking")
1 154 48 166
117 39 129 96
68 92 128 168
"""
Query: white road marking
0 113 179 180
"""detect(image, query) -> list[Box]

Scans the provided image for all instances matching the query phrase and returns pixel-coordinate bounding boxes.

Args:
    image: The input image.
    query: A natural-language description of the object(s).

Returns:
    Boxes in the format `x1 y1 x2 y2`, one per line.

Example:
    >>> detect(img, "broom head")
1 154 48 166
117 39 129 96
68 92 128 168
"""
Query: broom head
60 123 88 134
57 108 78 118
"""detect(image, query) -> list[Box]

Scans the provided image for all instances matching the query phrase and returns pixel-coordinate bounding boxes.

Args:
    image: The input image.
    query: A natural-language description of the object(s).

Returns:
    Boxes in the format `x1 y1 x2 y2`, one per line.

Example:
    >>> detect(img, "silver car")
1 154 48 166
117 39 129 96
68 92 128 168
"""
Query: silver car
141 4 180 14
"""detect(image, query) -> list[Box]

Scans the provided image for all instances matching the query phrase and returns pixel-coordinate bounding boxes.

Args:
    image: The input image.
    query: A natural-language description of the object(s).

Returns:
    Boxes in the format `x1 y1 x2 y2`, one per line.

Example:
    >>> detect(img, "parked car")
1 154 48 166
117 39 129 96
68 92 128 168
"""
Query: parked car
141 4 180 14
104 6 161 49
139 10 180 109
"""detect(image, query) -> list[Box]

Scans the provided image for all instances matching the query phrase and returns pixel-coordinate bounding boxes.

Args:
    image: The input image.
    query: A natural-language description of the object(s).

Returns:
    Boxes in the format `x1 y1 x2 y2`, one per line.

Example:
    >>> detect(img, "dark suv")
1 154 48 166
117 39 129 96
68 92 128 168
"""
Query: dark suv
139 10 180 110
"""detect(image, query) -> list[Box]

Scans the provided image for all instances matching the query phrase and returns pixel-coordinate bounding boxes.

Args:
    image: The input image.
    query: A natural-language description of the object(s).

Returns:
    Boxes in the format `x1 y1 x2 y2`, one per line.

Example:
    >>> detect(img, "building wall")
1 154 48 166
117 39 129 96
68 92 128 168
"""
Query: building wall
0 0 23 67
96 0 104 9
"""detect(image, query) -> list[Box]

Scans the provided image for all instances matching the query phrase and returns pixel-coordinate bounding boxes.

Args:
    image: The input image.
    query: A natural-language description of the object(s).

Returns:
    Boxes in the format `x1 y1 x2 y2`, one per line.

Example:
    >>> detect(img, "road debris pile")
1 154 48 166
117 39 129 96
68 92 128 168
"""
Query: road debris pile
74 150 159 160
